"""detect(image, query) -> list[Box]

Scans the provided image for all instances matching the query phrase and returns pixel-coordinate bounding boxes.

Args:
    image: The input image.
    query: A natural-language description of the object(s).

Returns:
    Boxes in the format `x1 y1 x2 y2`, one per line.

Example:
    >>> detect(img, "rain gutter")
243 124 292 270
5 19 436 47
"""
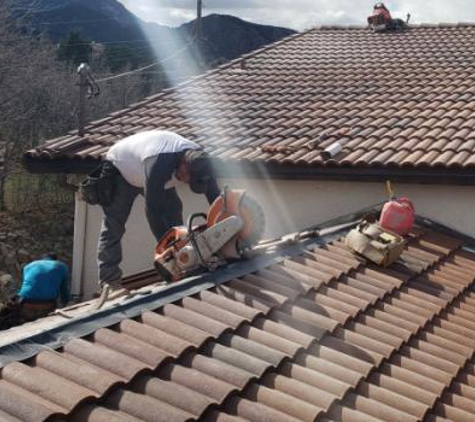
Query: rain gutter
216 162 475 186
23 157 475 186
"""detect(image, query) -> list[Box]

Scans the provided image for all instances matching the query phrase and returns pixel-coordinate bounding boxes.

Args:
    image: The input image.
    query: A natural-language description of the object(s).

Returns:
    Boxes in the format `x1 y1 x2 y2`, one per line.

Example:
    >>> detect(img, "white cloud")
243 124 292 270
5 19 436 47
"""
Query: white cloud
119 0 475 30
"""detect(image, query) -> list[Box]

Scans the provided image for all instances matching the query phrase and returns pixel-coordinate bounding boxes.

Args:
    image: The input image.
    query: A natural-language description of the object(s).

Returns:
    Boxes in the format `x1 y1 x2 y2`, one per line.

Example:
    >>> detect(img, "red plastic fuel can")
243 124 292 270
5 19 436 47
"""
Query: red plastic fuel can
379 197 415 236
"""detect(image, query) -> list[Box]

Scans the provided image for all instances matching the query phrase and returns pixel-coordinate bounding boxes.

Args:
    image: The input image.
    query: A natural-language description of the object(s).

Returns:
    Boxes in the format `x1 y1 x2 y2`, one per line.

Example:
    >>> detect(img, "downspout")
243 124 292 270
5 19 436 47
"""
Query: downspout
71 192 87 301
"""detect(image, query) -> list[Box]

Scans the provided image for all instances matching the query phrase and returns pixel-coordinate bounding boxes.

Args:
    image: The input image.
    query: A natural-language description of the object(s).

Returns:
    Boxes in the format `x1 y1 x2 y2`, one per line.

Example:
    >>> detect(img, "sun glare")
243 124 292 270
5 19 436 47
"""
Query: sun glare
135 5 296 239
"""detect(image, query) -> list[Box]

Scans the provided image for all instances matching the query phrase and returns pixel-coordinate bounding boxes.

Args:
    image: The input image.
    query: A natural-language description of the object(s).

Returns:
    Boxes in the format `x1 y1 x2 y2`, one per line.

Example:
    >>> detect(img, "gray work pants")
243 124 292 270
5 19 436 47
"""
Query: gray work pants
97 157 183 286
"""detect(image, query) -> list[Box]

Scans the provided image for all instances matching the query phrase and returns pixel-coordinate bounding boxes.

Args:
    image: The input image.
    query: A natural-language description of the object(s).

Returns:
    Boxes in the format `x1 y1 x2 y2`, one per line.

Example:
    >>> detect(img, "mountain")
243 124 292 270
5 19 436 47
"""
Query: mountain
11 0 157 43
178 14 295 62
9 0 296 66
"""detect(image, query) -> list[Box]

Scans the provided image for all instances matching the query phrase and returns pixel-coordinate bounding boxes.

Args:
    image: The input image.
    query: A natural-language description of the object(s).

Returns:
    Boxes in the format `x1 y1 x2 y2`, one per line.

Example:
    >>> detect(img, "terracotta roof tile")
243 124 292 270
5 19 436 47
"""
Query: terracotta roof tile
225 395 302 422
2 362 96 411
130 375 214 418
104 389 195 421
61 338 151 381
181 352 250 389
34 350 122 396
0 381 64 422
2 218 475 421
23 25 475 176
91 328 169 369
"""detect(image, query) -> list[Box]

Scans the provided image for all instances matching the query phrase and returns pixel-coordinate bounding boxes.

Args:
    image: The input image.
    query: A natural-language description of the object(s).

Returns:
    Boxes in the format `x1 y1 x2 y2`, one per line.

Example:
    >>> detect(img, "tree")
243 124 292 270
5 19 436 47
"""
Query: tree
104 42 155 72
0 3 172 210
0 4 77 209
57 31 92 66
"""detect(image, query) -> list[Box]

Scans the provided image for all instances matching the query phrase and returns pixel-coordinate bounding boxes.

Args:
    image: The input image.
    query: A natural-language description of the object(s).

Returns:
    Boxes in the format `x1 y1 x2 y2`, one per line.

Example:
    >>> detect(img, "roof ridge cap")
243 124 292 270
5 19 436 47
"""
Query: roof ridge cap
317 24 367 30
310 21 475 30
407 22 475 28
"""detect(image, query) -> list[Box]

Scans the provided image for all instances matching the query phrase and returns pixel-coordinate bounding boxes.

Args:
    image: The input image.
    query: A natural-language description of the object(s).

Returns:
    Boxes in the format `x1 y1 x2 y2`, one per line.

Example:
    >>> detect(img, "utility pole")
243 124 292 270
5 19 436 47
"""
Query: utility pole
195 0 203 42
77 63 90 137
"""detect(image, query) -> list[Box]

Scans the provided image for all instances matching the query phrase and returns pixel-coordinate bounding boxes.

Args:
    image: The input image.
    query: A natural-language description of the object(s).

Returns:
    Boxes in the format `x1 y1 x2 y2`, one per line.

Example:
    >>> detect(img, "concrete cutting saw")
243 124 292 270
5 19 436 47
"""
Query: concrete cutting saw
154 188 265 281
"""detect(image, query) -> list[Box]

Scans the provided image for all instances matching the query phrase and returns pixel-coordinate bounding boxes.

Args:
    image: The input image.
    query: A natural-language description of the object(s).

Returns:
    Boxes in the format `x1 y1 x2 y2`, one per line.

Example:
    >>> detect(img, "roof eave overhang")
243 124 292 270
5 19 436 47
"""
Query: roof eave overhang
217 162 475 186
23 156 475 186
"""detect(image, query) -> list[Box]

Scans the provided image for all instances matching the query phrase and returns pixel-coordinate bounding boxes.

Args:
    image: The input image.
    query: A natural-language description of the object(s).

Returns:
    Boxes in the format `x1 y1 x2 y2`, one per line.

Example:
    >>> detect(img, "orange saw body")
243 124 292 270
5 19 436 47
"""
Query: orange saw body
154 189 265 281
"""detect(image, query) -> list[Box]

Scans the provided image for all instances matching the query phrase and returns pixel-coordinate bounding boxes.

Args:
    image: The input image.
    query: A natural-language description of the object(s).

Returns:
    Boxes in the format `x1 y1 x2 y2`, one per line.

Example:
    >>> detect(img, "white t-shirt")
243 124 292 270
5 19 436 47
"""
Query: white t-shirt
106 130 200 187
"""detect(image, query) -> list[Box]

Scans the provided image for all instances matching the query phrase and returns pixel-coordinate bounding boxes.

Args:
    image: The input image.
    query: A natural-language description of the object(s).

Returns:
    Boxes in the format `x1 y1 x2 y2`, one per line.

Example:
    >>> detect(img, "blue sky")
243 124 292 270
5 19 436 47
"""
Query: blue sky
119 0 473 30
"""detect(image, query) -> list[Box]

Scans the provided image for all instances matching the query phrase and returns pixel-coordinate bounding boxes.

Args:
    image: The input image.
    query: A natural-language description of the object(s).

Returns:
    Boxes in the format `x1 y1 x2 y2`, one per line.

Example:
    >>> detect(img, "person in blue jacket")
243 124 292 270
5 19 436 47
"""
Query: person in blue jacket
17 253 70 320
0 253 70 329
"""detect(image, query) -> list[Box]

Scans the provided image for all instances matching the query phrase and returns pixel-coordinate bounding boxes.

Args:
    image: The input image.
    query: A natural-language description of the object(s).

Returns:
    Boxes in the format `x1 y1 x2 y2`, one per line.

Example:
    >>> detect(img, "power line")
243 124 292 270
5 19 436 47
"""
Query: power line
0 43 179 73
10 5 61 17
0 37 184 51
40 17 119 26
52 38 175 47
56 36 186 48
95 44 191 83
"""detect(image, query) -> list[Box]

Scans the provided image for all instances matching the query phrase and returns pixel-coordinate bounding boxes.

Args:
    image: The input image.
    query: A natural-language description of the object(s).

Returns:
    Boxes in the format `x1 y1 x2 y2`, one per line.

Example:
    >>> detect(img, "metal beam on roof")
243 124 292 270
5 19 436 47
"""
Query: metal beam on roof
0 202 385 368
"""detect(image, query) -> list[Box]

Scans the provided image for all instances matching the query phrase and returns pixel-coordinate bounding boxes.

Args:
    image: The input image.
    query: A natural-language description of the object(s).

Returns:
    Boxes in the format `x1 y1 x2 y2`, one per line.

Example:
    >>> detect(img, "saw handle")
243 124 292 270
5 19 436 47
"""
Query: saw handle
186 212 211 270
187 213 208 232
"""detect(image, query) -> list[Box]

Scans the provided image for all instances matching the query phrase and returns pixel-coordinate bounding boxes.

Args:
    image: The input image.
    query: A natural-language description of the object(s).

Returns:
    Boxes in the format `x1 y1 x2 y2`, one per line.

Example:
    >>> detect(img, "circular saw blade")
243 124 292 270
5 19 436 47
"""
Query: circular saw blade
207 189 265 249
237 193 265 248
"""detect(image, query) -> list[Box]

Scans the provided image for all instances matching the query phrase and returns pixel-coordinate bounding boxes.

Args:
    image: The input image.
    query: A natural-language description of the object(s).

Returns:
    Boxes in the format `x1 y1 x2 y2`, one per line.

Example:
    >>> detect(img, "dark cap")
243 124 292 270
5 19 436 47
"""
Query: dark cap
186 149 214 194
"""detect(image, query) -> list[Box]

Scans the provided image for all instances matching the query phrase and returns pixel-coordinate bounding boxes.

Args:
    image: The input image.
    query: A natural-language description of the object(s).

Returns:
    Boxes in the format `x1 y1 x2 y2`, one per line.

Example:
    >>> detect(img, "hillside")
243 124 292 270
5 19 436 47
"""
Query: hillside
178 14 295 62
10 0 296 65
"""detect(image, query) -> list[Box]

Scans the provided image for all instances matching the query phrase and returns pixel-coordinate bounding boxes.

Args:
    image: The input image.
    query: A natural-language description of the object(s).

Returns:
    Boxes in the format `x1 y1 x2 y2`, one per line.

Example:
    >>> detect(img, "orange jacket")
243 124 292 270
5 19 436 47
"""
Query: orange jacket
373 6 392 21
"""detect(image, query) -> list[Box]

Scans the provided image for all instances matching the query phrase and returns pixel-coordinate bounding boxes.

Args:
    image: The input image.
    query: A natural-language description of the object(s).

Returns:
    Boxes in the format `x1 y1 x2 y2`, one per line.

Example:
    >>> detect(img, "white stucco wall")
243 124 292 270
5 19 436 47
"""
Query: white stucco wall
73 179 475 298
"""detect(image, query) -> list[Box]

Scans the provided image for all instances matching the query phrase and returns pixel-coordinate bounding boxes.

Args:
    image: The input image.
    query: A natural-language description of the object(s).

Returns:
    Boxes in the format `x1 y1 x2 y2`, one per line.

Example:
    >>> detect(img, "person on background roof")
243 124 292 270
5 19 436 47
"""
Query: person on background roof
367 2 393 30
373 2 392 21
17 253 70 320
97 130 220 292
368 2 408 31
